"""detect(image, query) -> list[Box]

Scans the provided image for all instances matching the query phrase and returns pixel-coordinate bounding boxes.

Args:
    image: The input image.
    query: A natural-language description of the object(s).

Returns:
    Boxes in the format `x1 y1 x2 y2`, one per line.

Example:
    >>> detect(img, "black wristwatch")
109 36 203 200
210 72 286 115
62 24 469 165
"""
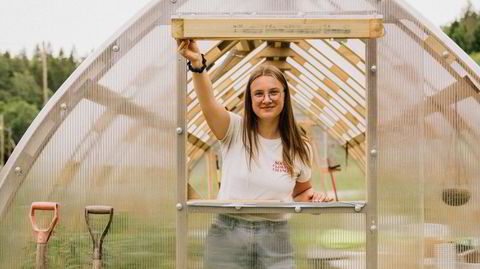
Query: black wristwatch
187 54 207 73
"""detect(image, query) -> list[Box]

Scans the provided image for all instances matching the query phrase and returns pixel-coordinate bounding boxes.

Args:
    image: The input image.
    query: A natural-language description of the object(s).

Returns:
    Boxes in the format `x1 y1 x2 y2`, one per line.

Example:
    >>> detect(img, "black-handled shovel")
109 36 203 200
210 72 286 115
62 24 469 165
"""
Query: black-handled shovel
85 206 114 269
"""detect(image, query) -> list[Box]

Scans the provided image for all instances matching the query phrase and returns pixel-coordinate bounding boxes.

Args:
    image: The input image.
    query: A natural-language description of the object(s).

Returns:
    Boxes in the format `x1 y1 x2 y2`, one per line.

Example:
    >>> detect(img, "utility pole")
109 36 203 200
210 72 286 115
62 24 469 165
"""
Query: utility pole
0 114 4 167
42 42 48 106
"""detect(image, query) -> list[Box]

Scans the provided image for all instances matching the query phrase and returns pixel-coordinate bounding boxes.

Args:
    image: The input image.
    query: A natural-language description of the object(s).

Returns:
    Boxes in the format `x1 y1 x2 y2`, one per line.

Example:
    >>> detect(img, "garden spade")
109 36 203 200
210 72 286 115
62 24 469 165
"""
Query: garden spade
29 202 59 269
85 206 114 269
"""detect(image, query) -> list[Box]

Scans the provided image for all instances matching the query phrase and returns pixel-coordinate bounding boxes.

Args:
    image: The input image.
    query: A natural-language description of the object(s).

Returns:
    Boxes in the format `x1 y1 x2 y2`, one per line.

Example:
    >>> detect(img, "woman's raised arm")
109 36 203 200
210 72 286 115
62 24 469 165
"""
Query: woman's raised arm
177 39 230 140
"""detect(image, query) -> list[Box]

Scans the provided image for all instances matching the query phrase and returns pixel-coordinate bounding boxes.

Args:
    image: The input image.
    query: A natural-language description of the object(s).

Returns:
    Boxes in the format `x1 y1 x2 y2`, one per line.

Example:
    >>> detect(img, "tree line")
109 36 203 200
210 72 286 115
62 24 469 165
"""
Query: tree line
1 8 480 165
0 45 80 164
443 4 480 64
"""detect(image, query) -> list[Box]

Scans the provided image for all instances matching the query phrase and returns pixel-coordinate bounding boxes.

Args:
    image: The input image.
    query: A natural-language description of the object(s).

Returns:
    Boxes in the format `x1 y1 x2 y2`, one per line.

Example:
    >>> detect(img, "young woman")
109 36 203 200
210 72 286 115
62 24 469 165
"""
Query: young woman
178 39 332 269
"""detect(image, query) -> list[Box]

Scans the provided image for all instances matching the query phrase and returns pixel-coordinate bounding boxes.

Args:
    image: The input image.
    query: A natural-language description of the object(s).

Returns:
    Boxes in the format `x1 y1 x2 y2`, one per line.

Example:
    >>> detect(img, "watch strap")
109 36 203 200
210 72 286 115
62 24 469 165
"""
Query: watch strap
187 54 207 73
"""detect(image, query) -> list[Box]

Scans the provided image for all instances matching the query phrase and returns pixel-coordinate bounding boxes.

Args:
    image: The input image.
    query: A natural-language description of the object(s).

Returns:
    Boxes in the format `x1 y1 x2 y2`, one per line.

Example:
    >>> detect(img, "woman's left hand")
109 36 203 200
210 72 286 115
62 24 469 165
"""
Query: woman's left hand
311 191 334 203
293 187 333 202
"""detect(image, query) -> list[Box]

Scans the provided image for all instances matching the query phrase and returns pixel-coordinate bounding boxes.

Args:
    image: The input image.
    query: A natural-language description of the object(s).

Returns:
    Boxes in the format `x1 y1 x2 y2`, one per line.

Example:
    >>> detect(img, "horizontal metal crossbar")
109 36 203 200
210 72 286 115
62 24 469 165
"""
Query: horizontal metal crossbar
186 200 367 214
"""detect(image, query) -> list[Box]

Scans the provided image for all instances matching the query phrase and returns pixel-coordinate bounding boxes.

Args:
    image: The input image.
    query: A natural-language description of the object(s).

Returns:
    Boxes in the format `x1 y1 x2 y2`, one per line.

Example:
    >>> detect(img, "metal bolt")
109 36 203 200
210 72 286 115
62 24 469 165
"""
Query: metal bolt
370 224 377 231
442 51 449 59
235 205 241 210
60 103 68 111
370 149 377 157
294 206 302 213
14 166 22 176
112 44 120 52
176 127 183 135
176 203 183 210
354 204 362 212
370 65 377 73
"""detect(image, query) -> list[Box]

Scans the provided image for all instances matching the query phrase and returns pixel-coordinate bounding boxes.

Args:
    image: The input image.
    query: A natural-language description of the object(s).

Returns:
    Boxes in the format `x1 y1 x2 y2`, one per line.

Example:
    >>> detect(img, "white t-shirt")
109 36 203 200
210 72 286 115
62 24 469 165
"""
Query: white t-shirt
217 112 311 203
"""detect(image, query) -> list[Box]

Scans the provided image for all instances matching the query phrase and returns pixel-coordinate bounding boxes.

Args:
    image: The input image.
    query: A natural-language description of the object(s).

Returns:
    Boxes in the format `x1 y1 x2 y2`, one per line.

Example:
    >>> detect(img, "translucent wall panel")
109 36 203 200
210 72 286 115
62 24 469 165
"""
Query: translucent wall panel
422 20 480 269
375 8 425 269
0 1 179 267
188 213 365 269
176 0 376 15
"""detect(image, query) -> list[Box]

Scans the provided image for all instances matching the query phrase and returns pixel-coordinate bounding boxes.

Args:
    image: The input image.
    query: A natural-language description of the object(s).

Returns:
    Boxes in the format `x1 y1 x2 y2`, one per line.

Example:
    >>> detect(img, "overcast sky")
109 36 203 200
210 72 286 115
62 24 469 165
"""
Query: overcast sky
1 0 479 57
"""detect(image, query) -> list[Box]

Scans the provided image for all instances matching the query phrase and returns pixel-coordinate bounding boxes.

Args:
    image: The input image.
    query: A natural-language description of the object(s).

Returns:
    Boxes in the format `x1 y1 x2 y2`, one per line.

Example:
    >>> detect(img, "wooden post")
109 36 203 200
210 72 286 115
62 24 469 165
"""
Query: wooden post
306 122 327 192
42 42 48 106
206 150 219 199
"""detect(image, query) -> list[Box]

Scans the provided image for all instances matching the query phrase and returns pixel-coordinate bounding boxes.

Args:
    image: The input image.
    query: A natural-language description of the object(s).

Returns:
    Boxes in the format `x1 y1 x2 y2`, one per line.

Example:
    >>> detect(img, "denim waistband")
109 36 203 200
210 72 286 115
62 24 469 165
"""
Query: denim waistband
216 214 287 231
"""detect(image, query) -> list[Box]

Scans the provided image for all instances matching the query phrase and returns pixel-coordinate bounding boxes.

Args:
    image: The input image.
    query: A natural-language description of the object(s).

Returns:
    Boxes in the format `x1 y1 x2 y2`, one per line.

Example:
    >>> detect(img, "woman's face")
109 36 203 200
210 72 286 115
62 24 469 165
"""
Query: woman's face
250 75 285 123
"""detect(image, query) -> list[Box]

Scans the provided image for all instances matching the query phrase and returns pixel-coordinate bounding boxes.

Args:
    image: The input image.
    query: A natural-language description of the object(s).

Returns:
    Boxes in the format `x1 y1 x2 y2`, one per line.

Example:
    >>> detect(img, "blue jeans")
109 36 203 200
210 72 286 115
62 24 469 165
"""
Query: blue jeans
204 214 295 269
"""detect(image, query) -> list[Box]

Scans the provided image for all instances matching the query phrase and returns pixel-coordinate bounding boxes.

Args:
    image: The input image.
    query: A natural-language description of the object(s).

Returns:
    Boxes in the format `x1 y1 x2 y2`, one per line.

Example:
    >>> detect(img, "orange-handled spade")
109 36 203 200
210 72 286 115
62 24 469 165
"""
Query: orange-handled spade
85 206 114 269
30 202 59 269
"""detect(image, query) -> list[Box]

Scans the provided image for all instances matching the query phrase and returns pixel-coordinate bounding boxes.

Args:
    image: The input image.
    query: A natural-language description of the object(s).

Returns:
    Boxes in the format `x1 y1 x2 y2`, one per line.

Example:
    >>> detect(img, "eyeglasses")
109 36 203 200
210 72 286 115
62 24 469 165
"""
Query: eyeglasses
252 90 284 102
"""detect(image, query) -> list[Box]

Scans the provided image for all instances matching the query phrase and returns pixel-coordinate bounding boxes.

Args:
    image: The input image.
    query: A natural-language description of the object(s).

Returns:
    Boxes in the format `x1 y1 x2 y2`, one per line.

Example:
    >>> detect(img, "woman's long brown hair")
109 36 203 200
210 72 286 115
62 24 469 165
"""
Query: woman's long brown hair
242 64 310 177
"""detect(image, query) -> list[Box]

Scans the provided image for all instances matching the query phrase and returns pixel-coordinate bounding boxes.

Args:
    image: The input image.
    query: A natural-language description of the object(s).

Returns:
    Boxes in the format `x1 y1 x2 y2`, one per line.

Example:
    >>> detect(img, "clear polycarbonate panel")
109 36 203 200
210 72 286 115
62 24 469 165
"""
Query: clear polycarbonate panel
422 33 480 269
175 0 377 15
375 4 425 269
0 1 179 267
188 213 365 269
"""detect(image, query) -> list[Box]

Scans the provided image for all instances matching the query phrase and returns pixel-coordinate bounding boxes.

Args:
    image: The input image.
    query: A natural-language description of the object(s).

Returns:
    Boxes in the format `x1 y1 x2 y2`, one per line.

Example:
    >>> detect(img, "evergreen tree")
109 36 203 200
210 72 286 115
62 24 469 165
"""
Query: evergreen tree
0 99 39 143
471 23 480 52
0 46 80 163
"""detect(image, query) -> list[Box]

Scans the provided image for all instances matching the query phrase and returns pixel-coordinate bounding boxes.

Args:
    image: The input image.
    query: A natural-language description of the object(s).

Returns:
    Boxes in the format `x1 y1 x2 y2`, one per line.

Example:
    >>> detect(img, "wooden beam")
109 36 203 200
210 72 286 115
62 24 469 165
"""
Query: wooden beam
265 60 292 71
187 40 239 85
172 17 385 40
257 47 297 58
290 94 349 141
287 55 366 121
210 50 248 82
291 100 348 149
299 122 327 192
204 40 238 65
188 145 207 170
238 40 255 51
188 184 202 199
348 146 366 174
298 40 366 91
319 39 366 75
206 150 219 199
289 84 351 135
383 77 480 130
386 0 480 84
396 16 480 89
188 132 211 154
287 64 365 131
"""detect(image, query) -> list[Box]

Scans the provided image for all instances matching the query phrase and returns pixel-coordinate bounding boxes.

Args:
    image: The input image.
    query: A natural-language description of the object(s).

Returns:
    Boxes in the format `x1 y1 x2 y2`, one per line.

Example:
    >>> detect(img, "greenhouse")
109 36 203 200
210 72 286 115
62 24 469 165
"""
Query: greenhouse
0 0 479 268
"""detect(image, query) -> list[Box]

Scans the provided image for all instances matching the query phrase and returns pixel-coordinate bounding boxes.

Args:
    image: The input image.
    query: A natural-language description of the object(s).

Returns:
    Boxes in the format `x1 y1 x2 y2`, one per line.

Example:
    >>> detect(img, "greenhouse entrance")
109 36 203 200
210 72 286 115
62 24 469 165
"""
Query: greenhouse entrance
173 15 383 269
